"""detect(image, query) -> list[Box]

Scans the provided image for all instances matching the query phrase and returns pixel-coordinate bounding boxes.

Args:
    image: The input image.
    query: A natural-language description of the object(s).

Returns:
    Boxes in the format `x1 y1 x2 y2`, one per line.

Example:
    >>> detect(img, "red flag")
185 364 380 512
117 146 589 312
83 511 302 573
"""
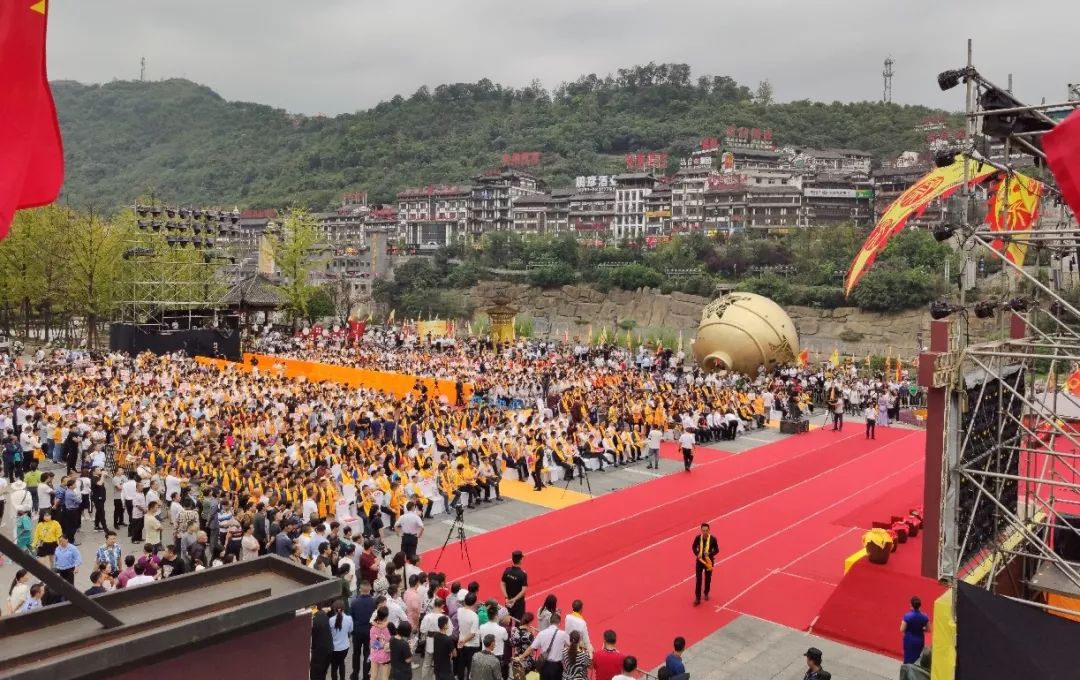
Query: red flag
1044 109 1080 218
0 1 64 240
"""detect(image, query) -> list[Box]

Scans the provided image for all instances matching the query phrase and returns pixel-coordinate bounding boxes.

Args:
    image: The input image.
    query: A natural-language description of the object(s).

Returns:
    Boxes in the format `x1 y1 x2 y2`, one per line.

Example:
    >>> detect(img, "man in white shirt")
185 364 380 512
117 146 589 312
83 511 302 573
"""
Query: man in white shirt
418 598 446 680
678 426 695 472
120 475 137 527
478 604 509 657
456 593 481 678
612 655 638 680
646 426 662 470
395 502 424 559
522 612 569 675
564 600 592 653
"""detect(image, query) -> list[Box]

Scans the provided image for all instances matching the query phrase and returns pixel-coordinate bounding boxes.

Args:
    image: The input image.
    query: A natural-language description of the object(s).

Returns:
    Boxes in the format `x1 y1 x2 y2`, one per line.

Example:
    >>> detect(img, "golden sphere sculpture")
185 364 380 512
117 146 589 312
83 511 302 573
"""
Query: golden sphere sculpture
693 292 799 374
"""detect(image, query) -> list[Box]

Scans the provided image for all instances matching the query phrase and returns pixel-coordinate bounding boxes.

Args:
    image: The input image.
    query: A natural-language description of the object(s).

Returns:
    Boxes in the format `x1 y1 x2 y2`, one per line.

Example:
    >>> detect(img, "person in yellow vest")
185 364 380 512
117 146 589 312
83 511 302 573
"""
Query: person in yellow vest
384 480 406 529
476 454 502 503
404 472 432 519
452 462 479 510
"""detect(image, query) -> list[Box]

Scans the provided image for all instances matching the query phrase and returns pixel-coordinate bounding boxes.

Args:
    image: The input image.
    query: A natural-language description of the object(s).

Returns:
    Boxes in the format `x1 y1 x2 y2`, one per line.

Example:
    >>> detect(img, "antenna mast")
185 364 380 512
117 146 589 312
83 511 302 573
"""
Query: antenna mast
140 57 146 82
882 57 894 103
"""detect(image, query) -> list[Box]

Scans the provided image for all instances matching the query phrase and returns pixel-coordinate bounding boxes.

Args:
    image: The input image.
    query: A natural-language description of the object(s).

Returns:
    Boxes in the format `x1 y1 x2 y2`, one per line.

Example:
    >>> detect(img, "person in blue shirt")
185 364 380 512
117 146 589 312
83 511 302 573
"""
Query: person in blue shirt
53 534 82 585
900 596 932 664
329 599 354 680
664 637 687 679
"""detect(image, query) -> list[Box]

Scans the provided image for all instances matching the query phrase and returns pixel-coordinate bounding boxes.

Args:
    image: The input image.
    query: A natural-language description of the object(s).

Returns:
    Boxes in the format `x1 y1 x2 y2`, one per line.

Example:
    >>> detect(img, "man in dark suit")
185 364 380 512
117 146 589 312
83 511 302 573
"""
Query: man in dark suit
691 523 719 606
311 603 334 680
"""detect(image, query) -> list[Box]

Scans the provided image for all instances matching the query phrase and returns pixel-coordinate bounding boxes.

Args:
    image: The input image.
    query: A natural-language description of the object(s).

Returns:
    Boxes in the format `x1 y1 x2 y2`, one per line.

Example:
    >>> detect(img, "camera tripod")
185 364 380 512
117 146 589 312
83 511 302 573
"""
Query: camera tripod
433 505 472 570
562 455 594 497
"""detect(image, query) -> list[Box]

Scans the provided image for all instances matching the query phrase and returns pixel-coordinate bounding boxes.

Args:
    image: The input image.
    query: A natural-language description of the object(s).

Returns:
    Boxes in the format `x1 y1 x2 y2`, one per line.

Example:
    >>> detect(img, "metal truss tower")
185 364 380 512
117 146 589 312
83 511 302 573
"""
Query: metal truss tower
121 202 241 330
925 46 1080 619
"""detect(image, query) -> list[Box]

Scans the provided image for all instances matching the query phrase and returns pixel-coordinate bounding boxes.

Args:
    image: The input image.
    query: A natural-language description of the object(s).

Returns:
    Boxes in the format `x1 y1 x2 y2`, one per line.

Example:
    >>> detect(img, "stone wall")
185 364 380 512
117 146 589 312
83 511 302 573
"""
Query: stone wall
462 281 997 357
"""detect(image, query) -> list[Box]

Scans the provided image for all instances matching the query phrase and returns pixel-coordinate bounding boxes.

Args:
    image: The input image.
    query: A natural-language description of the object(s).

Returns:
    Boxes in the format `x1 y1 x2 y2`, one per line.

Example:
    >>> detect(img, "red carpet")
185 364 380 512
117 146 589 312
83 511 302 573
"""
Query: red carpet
422 427 926 669
658 440 732 463
812 534 945 659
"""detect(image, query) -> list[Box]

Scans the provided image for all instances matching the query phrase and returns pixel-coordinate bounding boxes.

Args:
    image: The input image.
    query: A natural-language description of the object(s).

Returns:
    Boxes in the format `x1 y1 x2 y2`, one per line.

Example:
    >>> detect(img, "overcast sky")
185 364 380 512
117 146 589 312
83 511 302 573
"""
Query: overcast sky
48 0 1079 115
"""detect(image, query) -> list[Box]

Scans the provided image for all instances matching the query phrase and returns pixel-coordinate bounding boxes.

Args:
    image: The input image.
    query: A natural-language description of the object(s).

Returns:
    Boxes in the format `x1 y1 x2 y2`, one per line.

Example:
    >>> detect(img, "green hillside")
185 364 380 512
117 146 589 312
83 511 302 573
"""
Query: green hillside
52 63 958 210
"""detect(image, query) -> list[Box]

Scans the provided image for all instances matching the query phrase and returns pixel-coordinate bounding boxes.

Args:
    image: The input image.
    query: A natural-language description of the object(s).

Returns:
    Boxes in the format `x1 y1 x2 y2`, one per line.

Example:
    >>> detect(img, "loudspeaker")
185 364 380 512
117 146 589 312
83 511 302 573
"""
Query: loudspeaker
1053 514 1080 562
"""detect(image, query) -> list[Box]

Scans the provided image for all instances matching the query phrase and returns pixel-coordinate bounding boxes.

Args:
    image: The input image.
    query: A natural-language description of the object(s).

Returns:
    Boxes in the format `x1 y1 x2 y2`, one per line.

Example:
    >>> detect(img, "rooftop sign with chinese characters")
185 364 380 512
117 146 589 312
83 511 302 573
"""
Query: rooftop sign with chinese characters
626 152 669 171
723 126 775 150
574 175 617 190
502 152 541 167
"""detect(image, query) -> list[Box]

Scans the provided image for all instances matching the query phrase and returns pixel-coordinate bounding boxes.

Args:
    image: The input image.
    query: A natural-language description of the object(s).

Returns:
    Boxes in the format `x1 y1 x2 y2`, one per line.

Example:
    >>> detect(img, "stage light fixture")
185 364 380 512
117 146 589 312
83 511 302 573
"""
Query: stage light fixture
974 300 996 319
933 223 958 242
934 150 958 168
937 68 970 91
1007 297 1029 312
930 300 962 320
122 247 155 260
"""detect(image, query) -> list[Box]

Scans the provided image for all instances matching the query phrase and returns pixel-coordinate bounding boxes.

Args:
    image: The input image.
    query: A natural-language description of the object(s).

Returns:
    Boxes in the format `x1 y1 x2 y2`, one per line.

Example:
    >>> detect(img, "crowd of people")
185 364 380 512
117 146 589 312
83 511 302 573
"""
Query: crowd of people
305 547 698 680
0 334 920 678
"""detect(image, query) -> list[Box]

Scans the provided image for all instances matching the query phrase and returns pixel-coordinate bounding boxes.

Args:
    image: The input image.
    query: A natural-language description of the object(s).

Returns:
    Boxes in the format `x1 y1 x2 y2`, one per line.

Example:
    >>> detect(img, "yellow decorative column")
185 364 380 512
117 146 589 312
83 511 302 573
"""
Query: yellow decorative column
486 295 518 343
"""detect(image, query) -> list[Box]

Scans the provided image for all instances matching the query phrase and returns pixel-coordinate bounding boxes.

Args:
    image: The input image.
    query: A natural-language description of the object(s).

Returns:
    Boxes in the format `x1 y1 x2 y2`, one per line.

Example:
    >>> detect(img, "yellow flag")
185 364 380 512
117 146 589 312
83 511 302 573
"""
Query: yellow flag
829 348 840 367
386 308 396 324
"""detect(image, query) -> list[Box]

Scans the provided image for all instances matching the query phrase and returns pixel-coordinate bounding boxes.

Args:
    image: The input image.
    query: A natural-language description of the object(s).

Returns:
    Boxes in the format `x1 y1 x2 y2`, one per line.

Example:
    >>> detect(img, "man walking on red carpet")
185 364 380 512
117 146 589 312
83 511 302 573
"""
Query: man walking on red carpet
691 523 719 605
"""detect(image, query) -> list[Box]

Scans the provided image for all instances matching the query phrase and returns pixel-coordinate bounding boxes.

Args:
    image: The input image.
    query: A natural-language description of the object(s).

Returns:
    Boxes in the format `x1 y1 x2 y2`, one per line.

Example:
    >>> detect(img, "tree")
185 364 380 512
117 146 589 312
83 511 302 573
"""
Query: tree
64 207 133 348
754 80 774 106
322 278 357 324
849 269 939 312
271 207 322 323
735 273 793 305
528 264 576 289
605 264 663 290
305 286 336 322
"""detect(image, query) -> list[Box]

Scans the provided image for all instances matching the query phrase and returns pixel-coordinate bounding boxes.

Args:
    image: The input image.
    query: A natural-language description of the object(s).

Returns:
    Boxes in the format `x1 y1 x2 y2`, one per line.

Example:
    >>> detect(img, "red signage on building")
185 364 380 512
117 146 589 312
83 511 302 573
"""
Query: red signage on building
721 126 775 150
503 151 541 167
625 152 669 171
701 137 720 151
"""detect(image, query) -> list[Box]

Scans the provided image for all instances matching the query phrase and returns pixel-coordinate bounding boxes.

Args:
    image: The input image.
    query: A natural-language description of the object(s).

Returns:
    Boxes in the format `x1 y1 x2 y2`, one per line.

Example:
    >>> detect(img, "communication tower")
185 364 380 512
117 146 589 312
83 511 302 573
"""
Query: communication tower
883 57 894 103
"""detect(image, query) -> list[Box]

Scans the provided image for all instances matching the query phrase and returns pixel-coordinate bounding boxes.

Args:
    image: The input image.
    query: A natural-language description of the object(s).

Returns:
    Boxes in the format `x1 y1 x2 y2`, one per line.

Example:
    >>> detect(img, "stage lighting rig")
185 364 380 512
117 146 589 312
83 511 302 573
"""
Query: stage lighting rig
1005 297 1030 313
929 300 963 320
937 67 974 91
973 300 996 319
933 223 960 242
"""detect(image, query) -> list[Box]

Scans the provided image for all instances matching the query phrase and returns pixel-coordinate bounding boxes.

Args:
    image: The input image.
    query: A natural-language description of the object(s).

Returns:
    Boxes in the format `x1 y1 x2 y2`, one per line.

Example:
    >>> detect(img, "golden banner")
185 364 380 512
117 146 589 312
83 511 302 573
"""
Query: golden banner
988 173 1044 267
845 157 999 296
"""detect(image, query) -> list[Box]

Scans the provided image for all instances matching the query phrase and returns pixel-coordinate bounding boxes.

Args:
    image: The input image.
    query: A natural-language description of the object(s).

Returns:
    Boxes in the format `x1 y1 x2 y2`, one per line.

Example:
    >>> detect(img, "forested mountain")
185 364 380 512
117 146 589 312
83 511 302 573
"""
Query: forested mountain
53 63 958 210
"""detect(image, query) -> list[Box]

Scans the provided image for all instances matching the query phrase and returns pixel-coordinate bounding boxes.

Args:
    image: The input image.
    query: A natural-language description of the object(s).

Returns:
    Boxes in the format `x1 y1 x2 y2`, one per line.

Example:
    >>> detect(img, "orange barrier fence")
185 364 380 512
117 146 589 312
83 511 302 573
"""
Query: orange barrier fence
195 354 472 402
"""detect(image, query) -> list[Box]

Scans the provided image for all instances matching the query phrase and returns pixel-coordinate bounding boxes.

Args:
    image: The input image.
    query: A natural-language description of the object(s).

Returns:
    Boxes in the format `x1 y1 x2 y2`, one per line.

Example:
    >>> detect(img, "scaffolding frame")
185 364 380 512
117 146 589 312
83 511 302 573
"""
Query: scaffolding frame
121 203 241 329
932 47 1080 619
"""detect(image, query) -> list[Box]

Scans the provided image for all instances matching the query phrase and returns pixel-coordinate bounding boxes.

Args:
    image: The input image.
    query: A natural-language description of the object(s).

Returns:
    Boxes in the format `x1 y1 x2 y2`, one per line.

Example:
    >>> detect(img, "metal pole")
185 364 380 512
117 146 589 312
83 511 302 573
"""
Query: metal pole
0 533 123 628
961 38 974 307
